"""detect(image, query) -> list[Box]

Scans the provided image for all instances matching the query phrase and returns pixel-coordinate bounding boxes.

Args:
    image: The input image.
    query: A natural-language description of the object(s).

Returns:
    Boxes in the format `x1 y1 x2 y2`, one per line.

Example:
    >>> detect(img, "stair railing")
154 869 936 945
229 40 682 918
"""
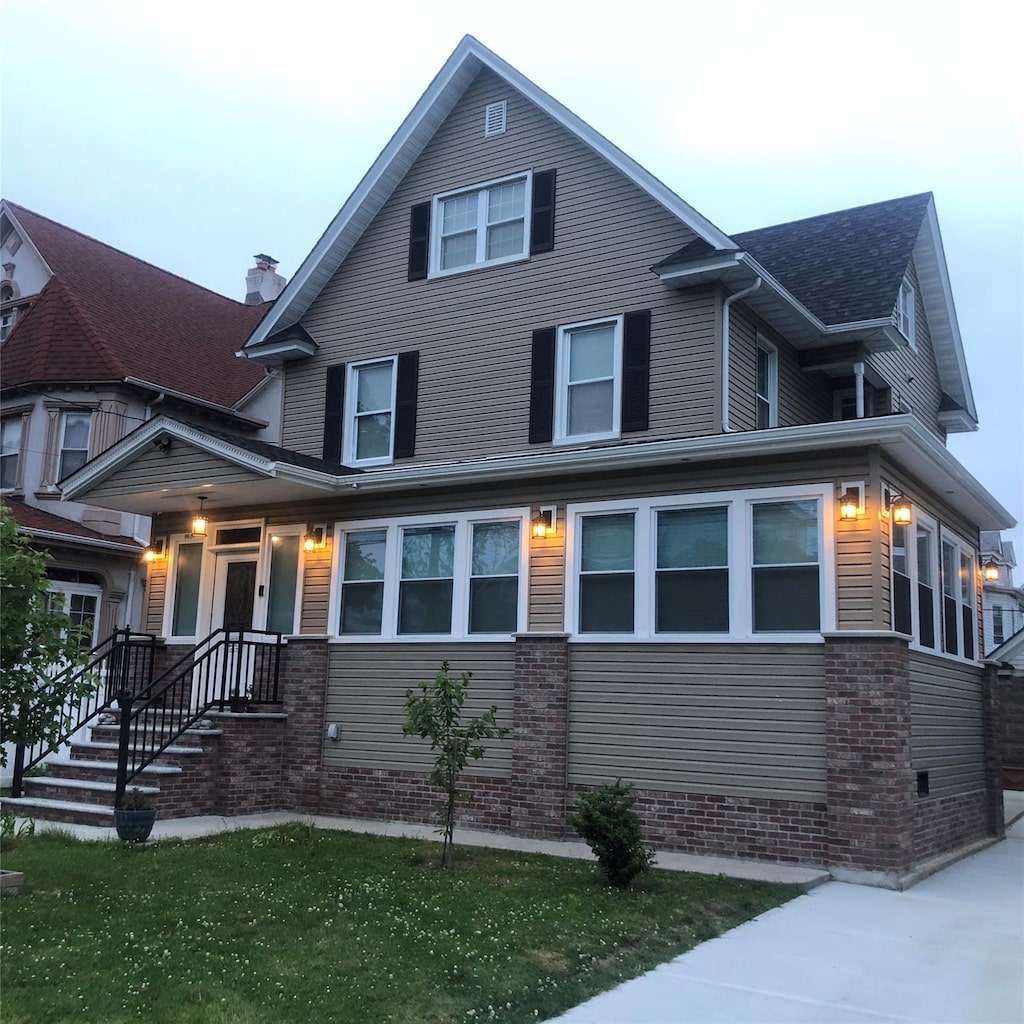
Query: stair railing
112 628 284 808
11 629 157 798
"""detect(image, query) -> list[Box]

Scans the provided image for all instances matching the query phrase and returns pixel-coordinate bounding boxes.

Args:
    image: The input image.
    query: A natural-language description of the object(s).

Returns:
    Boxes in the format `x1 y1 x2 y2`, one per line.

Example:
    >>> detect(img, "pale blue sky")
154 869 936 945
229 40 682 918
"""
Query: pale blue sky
2 0 1021 560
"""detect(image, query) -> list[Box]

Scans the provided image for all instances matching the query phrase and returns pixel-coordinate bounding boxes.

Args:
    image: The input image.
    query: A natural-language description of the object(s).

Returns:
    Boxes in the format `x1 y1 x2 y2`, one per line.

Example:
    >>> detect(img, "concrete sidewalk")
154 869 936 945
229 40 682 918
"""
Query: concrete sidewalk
549 813 1024 1024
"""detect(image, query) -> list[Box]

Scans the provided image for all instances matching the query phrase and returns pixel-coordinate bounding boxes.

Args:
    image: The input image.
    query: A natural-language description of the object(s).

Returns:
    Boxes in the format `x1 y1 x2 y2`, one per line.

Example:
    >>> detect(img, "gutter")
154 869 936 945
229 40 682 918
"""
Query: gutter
17 526 143 555
126 377 268 429
721 278 762 431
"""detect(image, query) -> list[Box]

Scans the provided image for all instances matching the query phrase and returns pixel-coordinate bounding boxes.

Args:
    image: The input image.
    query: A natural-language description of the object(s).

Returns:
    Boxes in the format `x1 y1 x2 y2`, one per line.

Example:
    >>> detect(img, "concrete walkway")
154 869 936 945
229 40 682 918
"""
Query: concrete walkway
549 809 1024 1024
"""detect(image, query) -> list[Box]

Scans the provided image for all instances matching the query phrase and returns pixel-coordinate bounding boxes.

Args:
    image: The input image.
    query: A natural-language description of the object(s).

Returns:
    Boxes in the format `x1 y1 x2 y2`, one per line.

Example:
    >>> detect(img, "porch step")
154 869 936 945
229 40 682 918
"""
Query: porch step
1 796 115 827
41 759 182 786
70 740 205 765
23 777 160 804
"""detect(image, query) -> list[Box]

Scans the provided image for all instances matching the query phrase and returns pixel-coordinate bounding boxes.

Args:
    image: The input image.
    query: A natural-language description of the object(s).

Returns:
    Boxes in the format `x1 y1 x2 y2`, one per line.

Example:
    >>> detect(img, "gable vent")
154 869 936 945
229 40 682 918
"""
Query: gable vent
484 100 507 137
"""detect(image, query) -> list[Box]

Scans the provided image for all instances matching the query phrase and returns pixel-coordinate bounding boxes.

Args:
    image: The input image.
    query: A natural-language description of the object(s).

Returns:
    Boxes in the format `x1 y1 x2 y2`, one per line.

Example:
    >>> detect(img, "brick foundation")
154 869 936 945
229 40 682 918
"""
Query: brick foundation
912 789 990 862
511 634 570 838
825 634 915 880
279 638 329 812
209 713 286 815
996 670 1023 789
569 785 828 864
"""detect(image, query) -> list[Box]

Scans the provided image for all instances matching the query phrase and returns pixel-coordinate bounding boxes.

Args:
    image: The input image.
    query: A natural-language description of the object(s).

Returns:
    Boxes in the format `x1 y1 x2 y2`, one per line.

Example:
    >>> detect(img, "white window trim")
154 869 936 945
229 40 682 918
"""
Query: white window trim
329 507 530 642
564 484 835 643
939 526 979 662
756 335 778 428
59 410 92 479
896 278 916 349
343 356 397 468
164 533 210 644
428 171 532 279
554 314 623 445
48 581 103 649
260 525 307 636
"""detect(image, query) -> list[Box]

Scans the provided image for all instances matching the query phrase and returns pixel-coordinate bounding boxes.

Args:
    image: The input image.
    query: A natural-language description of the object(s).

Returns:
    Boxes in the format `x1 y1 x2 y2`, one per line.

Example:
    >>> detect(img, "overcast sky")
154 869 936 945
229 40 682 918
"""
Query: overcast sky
2 0 1022 563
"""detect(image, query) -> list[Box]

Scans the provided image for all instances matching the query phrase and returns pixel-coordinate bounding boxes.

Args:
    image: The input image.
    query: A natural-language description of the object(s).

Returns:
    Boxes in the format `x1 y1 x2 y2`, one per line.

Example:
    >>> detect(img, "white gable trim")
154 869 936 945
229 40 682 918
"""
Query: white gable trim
244 35 735 352
0 202 55 286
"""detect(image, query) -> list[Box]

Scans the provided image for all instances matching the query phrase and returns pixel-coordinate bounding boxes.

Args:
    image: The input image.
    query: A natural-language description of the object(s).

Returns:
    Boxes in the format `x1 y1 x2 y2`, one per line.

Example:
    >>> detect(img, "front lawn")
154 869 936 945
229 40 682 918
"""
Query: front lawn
0 825 796 1023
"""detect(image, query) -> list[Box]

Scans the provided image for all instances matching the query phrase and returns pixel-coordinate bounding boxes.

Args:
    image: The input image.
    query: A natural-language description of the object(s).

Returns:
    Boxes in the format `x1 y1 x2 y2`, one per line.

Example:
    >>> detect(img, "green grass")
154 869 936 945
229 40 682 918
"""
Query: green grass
0 824 796 1023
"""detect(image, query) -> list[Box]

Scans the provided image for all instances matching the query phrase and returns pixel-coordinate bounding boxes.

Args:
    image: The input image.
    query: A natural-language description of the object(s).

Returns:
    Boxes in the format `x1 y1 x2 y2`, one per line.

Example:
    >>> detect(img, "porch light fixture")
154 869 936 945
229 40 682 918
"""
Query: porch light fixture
983 561 1000 582
143 538 166 563
532 506 556 539
303 524 328 552
838 490 861 521
190 496 209 538
890 497 912 525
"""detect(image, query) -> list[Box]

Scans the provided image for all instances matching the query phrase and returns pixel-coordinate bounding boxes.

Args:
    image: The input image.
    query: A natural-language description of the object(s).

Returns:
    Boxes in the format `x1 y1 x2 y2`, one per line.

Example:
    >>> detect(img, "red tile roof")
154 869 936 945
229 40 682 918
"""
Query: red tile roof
4 498 142 548
1 203 269 410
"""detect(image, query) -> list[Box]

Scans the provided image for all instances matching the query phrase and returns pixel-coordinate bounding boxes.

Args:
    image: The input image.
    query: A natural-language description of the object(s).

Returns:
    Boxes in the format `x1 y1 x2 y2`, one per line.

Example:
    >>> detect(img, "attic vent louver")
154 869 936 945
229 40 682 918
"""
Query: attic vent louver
484 100 507 137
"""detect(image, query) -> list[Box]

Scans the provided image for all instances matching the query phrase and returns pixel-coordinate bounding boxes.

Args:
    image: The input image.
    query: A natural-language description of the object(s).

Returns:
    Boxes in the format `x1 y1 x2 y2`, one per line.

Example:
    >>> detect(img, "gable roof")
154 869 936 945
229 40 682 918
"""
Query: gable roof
244 34 735 353
1 202 269 410
730 193 933 325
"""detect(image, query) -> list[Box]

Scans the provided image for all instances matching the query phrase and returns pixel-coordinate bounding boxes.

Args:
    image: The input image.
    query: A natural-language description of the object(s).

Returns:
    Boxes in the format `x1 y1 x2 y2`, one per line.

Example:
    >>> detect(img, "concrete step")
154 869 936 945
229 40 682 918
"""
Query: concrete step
70 740 206 765
23 776 160 804
89 724 212 748
42 759 182 784
1 796 115 827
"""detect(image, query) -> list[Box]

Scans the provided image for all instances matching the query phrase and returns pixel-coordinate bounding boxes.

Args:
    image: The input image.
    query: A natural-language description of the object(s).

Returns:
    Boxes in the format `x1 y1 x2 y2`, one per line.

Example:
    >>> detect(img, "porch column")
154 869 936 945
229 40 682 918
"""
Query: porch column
824 632 914 886
511 633 570 839
280 636 329 813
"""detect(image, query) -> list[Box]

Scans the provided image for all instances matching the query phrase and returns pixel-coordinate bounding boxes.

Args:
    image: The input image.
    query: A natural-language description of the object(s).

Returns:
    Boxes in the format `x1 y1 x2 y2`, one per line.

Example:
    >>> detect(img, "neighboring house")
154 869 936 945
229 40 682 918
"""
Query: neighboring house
40 38 1014 886
980 530 1024 653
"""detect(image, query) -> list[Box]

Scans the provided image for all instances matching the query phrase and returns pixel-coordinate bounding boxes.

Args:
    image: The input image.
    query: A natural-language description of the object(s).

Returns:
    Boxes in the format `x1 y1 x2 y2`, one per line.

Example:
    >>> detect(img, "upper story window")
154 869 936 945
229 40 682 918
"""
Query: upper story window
432 173 531 276
59 411 91 480
334 511 528 640
556 317 623 444
566 486 831 640
755 337 778 428
1 416 23 490
896 278 916 349
0 301 15 341
344 357 397 466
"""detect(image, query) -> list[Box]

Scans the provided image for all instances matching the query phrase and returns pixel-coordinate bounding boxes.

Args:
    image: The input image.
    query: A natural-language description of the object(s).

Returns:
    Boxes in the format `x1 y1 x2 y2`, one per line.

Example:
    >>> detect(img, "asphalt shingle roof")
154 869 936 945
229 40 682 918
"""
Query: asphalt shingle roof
730 194 933 325
3 497 142 547
1 203 269 409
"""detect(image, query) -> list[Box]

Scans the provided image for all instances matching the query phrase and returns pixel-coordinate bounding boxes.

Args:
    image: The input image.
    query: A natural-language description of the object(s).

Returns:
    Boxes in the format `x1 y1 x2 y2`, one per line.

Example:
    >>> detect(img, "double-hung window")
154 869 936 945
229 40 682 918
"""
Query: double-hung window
568 486 831 639
556 317 623 443
344 358 396 466
334 511 527 640
432 173 530 275
1 417 22 490
58 412 91 479
940 533 977 660
755 337 778 428
896 278 916 348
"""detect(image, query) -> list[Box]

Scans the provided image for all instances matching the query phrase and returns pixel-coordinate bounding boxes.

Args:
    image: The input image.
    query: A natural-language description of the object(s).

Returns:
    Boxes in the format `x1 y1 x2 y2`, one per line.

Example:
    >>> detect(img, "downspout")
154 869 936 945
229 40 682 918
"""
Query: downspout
721 277 762 432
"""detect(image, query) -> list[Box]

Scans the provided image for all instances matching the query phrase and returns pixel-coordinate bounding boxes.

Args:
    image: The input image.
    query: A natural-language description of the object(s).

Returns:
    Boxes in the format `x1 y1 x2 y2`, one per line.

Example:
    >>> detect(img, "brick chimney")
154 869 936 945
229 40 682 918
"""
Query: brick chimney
245 253 286 305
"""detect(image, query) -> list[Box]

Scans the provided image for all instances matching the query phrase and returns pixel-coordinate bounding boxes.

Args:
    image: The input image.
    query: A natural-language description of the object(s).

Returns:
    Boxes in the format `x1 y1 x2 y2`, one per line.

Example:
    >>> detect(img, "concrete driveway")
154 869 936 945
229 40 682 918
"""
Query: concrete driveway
550 815 1024 1024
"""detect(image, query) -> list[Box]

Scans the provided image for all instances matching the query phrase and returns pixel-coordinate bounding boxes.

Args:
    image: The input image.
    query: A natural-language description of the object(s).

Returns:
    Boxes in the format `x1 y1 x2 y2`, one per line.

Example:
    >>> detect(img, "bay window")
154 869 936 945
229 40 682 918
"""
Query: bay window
59 411 91 479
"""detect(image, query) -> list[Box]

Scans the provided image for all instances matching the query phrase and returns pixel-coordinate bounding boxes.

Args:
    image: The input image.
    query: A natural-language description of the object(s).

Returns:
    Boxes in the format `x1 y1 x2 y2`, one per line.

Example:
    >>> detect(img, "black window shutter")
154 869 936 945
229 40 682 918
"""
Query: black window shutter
322 364 346 463
407 203 431 281
528 328 557 443
530 170 556 255
393 351 420 458
621 310 651 433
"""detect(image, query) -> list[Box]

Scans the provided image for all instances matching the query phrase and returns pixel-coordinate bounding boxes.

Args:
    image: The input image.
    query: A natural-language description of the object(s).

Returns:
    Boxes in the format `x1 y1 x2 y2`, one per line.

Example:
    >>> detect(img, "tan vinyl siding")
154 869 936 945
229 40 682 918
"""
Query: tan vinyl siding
144 562 167 634
870 260 946 439
729 310 833 430
299 549 331 634
286 68 718 462
910 651 984 796
87 444 265 500
836 517 880 629
568 644 826 801
324 643 514 774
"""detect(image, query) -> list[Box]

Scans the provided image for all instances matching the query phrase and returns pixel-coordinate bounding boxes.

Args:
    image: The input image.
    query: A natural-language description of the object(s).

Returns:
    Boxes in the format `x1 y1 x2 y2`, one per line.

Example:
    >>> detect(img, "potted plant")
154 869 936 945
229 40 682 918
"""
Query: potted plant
114 788 157 843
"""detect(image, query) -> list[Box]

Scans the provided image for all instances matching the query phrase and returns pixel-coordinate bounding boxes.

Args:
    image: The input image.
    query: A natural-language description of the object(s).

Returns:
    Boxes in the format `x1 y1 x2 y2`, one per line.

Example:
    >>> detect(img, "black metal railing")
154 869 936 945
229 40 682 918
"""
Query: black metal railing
112 628 283 808
11 629 157 798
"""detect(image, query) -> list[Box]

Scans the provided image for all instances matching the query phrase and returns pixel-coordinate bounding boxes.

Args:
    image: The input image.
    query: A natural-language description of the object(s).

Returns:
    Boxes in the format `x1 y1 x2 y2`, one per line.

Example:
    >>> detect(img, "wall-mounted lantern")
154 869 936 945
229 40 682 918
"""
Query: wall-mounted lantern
532 506 556 539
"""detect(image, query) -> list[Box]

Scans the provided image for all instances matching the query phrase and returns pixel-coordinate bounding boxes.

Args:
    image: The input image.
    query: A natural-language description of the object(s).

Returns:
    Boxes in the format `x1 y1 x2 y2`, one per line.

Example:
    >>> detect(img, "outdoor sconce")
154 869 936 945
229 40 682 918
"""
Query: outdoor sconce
143 537 166 563
838 490 861 521
303 524 328 552
890 497 912 525
532 506 556 539
190 496 209 538
983 561 1000 582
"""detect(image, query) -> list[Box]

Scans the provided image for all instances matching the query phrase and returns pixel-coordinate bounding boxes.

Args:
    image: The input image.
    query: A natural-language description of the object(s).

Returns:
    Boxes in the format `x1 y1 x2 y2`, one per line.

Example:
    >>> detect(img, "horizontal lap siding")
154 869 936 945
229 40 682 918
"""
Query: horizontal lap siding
87 445 264 499
300 550 331 634
287 68 718 461
325 643 515 776
144 563 166 634
836 520 879 630
569 644 827 801
910 651 984 796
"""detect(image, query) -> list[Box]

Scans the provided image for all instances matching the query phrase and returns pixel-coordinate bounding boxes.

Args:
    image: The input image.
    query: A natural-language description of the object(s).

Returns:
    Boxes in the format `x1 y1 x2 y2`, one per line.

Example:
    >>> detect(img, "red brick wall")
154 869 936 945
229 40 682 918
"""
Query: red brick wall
913 789 990 862
210 714 286 815
280 638 329 812
825 635 915 877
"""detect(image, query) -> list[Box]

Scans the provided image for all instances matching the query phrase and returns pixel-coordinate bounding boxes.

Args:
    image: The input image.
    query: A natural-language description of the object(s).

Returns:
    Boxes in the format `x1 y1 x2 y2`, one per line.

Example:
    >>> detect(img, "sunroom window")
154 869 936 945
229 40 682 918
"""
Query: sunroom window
578 513 635 633
751 500 820 632
655 506 729 632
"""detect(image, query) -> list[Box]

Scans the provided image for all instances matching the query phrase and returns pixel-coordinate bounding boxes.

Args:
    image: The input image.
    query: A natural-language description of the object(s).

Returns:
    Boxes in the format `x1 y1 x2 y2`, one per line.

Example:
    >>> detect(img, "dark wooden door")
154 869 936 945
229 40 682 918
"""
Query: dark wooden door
222 560 257 631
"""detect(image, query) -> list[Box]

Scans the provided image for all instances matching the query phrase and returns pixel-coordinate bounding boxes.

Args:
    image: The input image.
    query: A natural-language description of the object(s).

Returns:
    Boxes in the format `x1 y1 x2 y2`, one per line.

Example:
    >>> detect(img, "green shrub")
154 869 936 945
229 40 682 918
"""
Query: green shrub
569 779 655 887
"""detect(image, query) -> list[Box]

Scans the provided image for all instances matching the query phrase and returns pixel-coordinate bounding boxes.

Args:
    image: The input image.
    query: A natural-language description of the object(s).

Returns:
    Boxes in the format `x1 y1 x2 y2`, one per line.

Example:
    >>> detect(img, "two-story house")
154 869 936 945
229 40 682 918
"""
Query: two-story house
51 38 1013 886
0 202 282 642
981 531 1024 653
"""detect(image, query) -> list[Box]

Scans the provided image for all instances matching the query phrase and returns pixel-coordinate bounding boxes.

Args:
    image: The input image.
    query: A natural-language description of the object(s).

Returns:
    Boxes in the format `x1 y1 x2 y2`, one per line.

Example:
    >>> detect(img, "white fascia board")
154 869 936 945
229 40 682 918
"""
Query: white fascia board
1 202 54 281
17 527 142 555
124 377 268 429
244 35 735 349
654 254 745 282
736 254 829 333
337 415 1012 527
